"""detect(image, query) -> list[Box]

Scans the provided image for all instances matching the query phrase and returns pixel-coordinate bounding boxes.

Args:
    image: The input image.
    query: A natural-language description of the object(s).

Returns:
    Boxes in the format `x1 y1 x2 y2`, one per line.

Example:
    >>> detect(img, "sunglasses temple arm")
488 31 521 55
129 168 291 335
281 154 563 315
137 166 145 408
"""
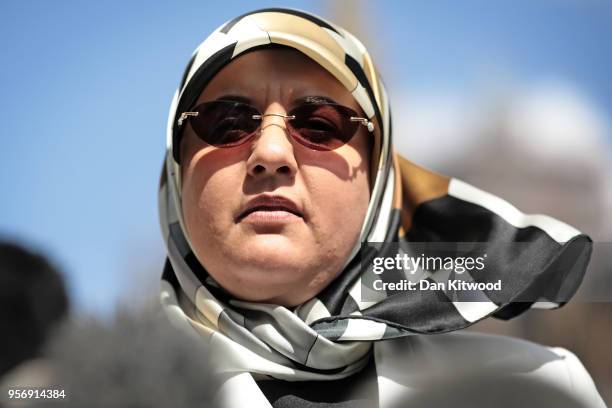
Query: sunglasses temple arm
177 112 199 127
350 117 375 132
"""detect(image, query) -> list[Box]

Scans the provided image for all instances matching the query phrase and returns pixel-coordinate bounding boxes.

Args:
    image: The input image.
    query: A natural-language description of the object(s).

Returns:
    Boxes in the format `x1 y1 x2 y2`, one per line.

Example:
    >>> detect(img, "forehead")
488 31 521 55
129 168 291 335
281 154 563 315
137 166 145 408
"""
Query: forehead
195 47 358 109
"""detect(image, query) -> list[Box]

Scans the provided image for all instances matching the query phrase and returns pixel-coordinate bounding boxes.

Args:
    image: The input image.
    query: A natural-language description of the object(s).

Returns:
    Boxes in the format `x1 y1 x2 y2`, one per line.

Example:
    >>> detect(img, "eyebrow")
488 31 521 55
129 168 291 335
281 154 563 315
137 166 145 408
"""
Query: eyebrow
213 94 340 107
293 95 339 105
214 94 253 104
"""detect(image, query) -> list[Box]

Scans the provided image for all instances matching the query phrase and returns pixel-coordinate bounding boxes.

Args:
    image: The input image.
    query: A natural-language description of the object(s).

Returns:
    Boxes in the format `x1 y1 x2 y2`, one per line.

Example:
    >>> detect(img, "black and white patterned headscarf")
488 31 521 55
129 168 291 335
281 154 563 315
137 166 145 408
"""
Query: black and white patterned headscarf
158 7 592 405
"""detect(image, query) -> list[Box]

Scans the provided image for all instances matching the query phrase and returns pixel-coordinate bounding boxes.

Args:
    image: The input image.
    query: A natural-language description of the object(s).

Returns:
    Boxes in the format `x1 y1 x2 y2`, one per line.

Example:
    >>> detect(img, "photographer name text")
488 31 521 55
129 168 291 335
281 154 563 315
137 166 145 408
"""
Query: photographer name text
372 279 502 291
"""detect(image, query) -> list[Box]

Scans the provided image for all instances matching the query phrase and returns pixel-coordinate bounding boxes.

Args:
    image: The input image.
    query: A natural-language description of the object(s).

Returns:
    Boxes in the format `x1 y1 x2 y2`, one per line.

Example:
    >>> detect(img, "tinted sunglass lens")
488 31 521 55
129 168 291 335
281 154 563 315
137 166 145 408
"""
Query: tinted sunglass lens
288 104 359 150
190 101 260 147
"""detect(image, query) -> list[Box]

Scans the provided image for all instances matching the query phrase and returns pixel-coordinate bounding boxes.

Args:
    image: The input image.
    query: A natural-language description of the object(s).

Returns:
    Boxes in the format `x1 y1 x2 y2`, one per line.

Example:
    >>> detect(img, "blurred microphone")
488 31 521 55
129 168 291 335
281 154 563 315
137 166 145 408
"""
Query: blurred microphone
35 309 217 407
0 241 69 378
0 240 216 407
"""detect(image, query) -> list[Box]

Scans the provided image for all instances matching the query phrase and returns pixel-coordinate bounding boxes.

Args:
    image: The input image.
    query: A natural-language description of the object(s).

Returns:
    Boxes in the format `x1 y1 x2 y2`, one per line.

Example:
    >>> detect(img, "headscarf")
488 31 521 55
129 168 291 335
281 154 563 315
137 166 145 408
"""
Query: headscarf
158 7 592 403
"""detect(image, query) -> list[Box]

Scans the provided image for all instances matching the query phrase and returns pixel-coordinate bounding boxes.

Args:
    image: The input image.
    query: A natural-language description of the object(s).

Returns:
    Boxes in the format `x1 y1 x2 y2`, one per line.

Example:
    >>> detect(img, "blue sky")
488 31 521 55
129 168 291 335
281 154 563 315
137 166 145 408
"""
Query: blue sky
1 0 611 315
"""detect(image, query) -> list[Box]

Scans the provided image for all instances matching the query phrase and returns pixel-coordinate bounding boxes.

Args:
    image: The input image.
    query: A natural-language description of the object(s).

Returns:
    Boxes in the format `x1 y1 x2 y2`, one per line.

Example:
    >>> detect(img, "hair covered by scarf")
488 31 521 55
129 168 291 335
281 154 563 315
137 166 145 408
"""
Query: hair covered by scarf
158 8 592 383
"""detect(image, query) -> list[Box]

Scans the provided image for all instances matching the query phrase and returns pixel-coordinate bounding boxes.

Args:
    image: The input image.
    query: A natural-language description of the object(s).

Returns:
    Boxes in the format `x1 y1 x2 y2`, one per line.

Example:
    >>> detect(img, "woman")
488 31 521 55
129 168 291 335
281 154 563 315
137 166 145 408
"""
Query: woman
158 8 605 407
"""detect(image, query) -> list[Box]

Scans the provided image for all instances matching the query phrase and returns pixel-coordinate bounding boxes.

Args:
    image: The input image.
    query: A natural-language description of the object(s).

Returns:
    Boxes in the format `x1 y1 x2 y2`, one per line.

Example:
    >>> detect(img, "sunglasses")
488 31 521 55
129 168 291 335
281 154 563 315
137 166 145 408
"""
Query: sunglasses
177 99 374 151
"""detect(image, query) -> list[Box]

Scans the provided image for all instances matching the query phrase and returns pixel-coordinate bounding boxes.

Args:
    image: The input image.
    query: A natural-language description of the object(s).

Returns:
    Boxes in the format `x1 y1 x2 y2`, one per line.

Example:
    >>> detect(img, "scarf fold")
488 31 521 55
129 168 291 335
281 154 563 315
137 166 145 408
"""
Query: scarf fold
158 7 592 386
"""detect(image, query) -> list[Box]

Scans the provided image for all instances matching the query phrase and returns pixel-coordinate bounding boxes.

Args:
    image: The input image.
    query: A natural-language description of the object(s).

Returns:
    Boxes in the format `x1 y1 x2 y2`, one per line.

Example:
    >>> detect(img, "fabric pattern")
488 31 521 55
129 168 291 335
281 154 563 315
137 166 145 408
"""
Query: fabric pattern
158 6 592 389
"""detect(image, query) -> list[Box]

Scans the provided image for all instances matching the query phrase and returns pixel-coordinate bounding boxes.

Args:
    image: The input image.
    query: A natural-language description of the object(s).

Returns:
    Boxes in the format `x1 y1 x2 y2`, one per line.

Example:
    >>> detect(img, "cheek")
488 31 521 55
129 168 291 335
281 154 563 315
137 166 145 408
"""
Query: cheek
181 150 244 239
309 172 369 225
303 151 370 244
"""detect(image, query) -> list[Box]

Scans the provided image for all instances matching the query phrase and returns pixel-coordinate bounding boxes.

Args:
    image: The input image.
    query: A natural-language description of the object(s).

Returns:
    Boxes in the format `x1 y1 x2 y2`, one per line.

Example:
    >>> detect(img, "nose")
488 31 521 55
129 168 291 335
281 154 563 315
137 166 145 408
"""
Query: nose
246 107 298 179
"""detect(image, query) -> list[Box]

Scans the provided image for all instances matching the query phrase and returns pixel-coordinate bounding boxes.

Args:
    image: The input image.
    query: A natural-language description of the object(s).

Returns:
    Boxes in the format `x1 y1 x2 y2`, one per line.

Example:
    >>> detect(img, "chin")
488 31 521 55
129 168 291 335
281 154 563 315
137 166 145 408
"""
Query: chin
241 234 306 261
227 246 315 296
206 235 336 304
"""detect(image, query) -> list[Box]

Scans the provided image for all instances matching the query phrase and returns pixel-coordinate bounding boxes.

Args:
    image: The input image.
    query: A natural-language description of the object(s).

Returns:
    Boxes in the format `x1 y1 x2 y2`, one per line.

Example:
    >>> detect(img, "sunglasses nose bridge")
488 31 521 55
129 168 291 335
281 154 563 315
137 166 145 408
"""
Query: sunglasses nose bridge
253 113 296 120
254 112 296 131
257 123 296 150
252 112 304 159
254 112 295 137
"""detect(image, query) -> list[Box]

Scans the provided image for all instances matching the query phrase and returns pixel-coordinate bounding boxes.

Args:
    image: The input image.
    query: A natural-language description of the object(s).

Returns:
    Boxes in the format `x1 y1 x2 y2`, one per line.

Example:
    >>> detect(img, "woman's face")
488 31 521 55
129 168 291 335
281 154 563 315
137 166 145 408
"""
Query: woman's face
180 48 371 306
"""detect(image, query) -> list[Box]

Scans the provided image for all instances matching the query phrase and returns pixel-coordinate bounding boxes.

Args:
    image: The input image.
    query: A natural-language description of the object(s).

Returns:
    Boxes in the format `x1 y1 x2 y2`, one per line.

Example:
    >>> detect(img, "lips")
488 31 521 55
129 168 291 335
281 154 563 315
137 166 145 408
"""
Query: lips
236 195 304 222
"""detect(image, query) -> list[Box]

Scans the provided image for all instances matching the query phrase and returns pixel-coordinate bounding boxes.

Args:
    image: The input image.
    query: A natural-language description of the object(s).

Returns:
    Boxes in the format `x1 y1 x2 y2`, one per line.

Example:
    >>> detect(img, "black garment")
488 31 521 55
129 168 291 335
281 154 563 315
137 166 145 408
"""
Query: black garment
257 355 379 408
